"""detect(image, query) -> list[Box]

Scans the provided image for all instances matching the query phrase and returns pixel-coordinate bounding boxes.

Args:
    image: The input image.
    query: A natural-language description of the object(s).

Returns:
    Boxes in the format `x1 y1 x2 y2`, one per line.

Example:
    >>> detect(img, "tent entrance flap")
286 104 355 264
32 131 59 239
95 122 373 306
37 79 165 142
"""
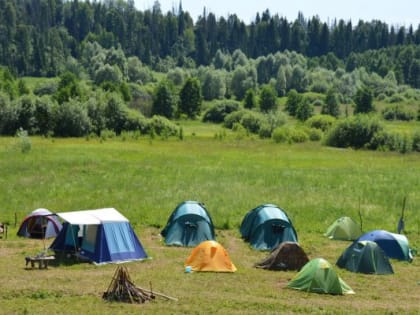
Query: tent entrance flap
103 222 135 254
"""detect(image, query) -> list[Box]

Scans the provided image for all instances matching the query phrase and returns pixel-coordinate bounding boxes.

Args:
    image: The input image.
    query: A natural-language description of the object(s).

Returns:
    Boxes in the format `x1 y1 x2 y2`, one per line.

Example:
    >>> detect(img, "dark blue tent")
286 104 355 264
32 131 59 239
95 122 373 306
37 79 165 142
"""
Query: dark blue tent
161 201 215 247
357 230 413 262
336 240 394 274
50 208 147 265
240 204 298 250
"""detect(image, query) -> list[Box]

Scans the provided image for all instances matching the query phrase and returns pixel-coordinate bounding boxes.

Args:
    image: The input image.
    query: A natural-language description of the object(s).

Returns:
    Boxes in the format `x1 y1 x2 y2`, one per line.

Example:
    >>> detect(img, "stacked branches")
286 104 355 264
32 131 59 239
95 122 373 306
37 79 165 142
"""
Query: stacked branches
103 266 177 304
103 266 155 304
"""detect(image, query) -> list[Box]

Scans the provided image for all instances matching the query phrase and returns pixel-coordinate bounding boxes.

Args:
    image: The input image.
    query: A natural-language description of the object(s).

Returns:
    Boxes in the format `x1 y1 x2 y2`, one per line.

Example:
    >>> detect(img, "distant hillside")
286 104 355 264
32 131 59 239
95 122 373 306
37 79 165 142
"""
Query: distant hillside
0 0 419 87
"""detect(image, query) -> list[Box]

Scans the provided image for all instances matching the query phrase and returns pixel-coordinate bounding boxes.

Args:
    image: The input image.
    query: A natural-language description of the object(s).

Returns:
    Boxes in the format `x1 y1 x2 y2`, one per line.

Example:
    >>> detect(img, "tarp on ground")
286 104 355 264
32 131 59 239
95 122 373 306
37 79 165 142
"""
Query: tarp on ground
255 241 309 271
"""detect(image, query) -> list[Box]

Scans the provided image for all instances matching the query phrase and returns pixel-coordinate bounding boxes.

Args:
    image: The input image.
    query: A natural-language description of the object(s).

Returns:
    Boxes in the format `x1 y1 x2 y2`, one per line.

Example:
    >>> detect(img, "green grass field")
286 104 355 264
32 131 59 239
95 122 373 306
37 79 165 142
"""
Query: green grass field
0 133 419 314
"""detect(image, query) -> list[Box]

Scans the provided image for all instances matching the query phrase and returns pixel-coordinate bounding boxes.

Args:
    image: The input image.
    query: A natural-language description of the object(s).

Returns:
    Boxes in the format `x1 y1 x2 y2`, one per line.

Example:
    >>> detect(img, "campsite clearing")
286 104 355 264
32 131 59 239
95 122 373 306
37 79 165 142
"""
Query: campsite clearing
0 136 419 314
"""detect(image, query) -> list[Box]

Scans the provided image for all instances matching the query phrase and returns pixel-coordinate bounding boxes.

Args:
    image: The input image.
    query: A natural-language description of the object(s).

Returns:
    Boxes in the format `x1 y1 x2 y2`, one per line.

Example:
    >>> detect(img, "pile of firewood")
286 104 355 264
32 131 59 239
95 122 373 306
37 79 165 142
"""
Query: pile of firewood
103 266 177 304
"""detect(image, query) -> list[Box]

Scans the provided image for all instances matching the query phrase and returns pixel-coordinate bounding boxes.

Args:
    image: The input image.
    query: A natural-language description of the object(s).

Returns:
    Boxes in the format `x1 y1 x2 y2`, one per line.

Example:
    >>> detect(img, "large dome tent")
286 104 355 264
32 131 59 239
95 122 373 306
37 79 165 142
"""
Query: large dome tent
161 201 215 247
240 204 298 250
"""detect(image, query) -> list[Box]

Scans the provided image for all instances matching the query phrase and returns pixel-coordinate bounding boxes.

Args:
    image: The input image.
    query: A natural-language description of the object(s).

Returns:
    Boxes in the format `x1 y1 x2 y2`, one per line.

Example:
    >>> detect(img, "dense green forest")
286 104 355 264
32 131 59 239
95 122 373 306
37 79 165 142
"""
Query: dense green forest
1 0 420 81
0 0 419 152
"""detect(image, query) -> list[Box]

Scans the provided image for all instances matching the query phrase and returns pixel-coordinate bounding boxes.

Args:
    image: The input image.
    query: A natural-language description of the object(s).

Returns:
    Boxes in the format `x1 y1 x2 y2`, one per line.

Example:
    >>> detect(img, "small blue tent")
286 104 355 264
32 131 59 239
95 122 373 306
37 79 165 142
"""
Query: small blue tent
161 201 215 247
240 204 298 250
357 230 413 262
50 208 147 265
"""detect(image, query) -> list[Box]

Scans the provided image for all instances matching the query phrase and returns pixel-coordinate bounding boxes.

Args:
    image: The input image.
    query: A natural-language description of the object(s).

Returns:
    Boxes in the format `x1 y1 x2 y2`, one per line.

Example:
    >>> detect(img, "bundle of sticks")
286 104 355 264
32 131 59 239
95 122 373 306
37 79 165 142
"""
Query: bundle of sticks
103 266 177 304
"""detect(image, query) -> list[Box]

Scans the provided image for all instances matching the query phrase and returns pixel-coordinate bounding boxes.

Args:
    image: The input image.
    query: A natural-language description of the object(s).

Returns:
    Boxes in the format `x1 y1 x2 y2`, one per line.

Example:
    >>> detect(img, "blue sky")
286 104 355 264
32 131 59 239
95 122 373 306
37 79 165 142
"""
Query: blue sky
135 0 419 27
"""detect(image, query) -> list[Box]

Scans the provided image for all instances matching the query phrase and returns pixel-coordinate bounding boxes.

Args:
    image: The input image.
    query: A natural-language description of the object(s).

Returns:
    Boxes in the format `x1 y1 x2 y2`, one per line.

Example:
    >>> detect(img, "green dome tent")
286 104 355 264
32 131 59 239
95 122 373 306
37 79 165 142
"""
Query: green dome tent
336 240 394 275
161 201 215 247
240 204 298 251
324 216 362 241
287 258 355 295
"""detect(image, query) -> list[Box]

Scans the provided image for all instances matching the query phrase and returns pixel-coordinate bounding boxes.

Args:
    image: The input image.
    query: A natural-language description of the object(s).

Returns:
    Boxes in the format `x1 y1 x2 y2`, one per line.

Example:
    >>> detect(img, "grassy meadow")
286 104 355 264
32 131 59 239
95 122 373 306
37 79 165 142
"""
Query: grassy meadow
0 129 419 314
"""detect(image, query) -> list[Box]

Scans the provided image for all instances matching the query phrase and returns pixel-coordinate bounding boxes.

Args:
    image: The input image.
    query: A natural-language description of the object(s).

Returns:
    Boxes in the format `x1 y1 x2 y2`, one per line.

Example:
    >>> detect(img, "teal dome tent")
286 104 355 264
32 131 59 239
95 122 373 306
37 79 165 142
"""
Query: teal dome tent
161 201 215 247
336 240 394 274
240 204 298 250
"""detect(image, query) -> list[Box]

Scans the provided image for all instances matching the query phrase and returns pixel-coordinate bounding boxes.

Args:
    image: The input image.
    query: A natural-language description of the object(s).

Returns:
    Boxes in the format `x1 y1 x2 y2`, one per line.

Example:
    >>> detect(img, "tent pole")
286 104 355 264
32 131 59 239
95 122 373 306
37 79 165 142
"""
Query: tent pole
398 197 406 234
358 197 363 233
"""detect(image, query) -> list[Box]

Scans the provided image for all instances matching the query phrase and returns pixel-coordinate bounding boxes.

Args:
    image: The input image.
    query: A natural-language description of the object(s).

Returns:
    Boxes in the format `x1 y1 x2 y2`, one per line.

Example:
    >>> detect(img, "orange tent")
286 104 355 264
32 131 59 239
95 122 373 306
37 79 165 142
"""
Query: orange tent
184 240 237 272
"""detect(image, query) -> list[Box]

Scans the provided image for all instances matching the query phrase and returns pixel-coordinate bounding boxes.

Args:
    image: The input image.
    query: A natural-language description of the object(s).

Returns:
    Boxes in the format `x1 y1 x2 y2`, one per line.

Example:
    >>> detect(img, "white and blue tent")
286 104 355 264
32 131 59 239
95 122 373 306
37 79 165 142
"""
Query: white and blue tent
50 208 147 265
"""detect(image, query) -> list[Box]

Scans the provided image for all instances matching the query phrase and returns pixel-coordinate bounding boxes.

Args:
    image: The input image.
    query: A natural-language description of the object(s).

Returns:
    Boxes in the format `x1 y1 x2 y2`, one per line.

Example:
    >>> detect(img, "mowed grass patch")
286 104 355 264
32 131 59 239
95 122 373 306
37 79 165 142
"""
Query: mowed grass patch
0 136 419 314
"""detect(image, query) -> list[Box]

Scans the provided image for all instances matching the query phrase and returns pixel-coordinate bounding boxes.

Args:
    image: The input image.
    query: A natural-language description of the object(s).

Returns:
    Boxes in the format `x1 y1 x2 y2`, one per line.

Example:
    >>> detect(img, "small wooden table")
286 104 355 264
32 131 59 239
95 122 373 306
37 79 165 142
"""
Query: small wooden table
25 255 55 269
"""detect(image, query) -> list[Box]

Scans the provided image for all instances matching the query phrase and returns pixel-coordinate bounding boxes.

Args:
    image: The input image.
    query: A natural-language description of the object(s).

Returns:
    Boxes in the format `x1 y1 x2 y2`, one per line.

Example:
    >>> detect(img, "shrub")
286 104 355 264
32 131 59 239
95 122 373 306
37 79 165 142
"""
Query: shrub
239 111 266 133
202 100 240 123
15 128 31 153
53 100 91 137
272 127 289 143
289 128 310 143
100 129 116 140
295 98 314 121
312 99 324 107
372 131 412 154
104 94 129 135
308 128 323 141
232 122 247 140
223 109 268 135
34 96 56 136
382 105 416 121
285 89 302 116
14 95 36 134
389 94 406 103
259 85 277 112
354 86 374 113
148 115 178 137
258 122 273 138
265 110 288 130
124 109 149 133
376 93 387 101
324 114 384 149
272 126 309 144
33 81 58 96
306 114 336 132
412 130 420 152
223 110 248 129
0 93 18 135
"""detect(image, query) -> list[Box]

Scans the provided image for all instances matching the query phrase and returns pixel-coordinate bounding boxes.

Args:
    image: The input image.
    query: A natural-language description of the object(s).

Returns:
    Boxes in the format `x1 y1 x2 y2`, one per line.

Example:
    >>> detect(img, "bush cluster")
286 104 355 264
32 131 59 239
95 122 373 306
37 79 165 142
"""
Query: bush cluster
306 114 336 131
325 114 420 153
382 105 416 121
272 126 310 143
202 100 240 123
223 109 287 138
324 115 383 149
0 93 177 138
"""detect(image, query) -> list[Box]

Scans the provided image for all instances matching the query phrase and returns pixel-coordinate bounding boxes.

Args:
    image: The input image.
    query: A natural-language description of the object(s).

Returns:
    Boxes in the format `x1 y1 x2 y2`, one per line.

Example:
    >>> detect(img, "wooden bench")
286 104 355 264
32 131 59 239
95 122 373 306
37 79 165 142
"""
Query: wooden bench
25 255 55 269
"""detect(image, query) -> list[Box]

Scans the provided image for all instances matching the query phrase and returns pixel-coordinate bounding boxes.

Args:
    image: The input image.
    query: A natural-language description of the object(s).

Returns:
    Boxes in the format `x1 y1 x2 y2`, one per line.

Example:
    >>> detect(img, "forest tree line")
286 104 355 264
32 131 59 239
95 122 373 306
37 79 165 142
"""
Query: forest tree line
1 0 420 88
1 0 420 153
